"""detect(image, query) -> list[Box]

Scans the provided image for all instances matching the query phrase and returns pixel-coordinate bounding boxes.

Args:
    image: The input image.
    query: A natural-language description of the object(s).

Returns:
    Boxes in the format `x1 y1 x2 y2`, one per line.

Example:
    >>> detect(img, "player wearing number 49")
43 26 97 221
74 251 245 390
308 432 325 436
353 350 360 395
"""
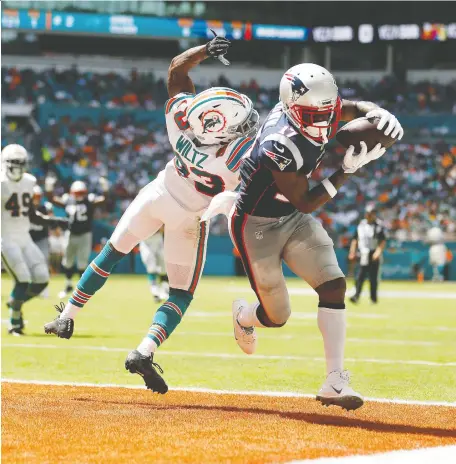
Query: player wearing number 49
205 63 404 411
1 144 68 335
44 35 259 393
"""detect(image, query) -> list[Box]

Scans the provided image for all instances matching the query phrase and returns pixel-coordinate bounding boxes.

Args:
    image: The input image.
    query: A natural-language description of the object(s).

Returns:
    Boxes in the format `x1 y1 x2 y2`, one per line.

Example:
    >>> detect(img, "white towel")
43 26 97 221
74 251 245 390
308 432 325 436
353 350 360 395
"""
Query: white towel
201 191 238 222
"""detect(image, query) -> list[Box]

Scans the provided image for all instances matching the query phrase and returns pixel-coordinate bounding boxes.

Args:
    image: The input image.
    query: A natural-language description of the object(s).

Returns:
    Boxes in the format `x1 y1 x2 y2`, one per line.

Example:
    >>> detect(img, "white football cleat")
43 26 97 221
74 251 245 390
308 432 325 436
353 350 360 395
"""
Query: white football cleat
316 370 364 411
232 299 257 355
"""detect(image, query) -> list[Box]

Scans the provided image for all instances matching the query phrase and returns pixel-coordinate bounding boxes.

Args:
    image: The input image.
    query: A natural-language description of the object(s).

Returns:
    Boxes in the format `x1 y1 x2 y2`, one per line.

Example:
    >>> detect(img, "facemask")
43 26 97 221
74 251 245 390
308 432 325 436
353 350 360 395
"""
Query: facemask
304 122 329 144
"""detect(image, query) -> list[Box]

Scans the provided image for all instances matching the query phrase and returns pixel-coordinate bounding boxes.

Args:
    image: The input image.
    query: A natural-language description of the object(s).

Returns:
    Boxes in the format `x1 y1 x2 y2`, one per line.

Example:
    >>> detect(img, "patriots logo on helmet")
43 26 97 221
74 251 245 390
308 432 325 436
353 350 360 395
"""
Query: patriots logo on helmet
263 148 292 171
285 73 309 102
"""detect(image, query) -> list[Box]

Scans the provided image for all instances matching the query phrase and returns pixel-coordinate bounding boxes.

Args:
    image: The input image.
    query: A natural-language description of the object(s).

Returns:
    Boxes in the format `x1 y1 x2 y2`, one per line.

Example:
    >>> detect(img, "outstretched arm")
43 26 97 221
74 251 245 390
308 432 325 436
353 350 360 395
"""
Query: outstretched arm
91 177 109 205
46 194 66 208
44 177 66 207
167 35 231 98
341 100 404 139
341 100 382 121
29 203 68 228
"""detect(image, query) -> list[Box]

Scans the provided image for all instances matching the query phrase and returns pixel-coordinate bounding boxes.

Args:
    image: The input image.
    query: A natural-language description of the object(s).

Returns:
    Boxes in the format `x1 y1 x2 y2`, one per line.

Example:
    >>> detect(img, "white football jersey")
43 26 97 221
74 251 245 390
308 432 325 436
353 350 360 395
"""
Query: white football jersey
163 92 255 212
1 172 36 237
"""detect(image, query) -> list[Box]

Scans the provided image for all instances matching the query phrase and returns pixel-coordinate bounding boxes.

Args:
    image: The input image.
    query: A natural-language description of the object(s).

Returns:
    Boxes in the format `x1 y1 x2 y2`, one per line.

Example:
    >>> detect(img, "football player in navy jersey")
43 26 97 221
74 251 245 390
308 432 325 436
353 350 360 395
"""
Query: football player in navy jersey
208 63 403 411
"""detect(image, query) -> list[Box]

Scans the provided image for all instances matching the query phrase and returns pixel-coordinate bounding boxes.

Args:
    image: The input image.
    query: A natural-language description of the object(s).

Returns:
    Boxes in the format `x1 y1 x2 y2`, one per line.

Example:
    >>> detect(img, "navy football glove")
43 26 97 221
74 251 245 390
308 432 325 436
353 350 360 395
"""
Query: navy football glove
206 30 230 65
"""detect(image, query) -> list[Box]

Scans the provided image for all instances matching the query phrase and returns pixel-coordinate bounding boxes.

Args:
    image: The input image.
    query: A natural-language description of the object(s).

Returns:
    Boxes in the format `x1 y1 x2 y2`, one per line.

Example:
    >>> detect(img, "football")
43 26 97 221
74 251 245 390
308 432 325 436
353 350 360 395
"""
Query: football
336 116 399 153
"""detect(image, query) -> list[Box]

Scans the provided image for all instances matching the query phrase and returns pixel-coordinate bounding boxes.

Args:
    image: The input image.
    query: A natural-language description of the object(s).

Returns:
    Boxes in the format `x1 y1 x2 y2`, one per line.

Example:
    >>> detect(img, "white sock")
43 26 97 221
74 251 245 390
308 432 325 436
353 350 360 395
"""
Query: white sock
137 337 158 357
40 287 49 298
317 307 346 375
150 284 159 296
60 302 81 320
238 302 265 328
65 278 72 288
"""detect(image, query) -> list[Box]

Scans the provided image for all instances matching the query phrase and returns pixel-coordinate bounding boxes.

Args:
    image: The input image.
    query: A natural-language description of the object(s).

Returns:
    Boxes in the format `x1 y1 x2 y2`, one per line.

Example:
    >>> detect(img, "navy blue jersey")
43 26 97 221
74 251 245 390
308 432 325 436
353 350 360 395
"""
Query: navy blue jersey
30 204 51 242
65 195 95 235
236 104 327 218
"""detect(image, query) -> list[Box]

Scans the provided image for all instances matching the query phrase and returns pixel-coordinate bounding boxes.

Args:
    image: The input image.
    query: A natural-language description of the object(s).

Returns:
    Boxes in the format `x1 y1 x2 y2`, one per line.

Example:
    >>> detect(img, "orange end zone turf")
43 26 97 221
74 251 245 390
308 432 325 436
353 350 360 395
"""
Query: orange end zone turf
2 383 456 463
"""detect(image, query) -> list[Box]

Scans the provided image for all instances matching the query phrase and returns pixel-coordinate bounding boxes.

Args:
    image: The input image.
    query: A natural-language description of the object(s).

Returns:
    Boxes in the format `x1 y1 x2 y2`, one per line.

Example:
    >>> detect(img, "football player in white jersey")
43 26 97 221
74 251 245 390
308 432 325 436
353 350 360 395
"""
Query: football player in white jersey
44 35 259 393
1 144 67 335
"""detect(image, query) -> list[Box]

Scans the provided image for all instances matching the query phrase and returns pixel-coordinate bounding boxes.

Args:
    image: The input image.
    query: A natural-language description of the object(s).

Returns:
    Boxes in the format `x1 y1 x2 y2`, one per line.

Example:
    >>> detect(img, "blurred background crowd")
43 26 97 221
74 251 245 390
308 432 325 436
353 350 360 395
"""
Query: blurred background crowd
1 0 455 249
2 66 455 245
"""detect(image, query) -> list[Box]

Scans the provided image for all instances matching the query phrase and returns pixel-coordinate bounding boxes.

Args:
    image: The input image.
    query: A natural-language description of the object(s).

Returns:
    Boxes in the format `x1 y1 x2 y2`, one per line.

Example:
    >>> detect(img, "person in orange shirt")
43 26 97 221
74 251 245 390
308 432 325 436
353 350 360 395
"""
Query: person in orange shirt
444 249 453 281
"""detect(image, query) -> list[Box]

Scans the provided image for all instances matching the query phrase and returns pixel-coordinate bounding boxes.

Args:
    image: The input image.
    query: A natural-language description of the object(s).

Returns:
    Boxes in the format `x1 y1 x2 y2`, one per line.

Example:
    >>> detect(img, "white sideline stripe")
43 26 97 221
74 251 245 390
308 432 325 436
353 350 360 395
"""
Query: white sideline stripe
6 319 455 334
229 286 456 299
3 343 456 367
189 312 389 320
176 332 443 346
2 379 456 407
1 320 447 345
290 445 456 464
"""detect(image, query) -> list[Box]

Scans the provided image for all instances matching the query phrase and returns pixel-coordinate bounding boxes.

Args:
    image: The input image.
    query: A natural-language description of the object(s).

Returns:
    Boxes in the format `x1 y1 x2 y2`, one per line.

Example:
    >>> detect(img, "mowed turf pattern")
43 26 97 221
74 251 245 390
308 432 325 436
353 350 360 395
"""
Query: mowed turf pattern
2 275 456 462
2 383 456 463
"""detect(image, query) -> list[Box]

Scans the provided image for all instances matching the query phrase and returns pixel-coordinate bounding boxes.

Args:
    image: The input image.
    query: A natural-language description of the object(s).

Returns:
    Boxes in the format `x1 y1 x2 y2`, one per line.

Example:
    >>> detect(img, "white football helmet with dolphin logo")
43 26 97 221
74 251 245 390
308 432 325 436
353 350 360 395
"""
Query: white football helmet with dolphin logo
186 87 259 145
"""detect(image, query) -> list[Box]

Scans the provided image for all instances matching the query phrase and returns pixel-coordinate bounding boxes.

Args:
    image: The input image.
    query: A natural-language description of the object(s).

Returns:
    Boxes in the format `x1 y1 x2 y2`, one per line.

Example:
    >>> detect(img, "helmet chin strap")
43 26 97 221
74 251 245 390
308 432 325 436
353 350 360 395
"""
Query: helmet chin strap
303 127 328 144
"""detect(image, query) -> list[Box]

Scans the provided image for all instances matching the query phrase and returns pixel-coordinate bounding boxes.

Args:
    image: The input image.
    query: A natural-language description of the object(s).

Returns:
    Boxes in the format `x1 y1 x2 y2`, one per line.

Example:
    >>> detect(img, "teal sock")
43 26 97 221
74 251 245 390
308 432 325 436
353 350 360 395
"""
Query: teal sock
147 273 156 284
11 282 28 301
8 298 25 329
147 288 193 347
69 242 125 308
9 282 28 327
23 283 48 302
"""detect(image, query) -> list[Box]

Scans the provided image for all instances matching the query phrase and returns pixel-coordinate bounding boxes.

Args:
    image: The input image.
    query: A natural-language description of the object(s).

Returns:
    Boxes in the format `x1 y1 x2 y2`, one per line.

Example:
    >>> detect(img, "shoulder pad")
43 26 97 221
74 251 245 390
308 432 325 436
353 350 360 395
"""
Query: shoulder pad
23 173 37 184
164 93 194 115
260 133 304 172
224 137 255 173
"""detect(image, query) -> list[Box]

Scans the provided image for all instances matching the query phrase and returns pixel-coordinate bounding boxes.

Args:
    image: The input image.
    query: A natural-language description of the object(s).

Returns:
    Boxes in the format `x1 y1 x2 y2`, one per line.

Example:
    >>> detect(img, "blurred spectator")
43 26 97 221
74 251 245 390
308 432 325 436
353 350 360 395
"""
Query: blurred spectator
1 66 455 240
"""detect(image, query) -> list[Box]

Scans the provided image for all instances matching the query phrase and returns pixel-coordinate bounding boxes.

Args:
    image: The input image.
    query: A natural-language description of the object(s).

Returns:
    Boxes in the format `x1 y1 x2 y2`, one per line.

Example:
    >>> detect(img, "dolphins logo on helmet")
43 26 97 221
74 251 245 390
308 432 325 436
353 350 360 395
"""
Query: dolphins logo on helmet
202 110 226 133
285 73 310 102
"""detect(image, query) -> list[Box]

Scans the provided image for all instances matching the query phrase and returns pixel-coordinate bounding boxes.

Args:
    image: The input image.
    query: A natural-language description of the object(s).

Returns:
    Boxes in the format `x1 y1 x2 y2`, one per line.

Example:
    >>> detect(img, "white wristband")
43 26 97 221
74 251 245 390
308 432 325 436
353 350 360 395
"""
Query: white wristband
321 178 337 198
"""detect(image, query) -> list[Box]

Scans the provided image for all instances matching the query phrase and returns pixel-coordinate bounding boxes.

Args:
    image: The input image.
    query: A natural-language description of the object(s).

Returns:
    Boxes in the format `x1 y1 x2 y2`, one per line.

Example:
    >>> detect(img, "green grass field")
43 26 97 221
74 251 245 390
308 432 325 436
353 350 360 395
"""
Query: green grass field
2 275 456 402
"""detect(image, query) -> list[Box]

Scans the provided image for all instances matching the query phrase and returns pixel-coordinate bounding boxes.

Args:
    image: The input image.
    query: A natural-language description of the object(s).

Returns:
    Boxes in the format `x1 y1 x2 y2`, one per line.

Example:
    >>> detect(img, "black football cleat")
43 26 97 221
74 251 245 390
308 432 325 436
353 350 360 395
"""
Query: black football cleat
44 302 74 339
8 327 24 336
125 350 168 394
6 302 25 335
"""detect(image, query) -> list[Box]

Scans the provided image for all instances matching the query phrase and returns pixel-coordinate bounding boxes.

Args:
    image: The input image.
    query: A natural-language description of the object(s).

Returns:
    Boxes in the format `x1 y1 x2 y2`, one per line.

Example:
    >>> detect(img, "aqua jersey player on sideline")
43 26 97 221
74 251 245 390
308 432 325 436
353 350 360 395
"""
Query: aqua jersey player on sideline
44 34 259 393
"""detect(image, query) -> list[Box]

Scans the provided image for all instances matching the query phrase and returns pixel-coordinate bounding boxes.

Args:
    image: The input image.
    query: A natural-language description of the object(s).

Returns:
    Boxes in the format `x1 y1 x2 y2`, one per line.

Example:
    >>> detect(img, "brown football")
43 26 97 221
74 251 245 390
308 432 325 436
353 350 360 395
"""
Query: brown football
336 116 398 153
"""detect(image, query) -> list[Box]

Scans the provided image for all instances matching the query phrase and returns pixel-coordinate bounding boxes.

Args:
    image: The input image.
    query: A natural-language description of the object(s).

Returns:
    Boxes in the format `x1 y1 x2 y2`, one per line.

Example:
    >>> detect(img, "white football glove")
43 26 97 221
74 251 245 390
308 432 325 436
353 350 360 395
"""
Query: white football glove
44 175 57 193
342 142 386 174
98 177 109 192
366 108 404 140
